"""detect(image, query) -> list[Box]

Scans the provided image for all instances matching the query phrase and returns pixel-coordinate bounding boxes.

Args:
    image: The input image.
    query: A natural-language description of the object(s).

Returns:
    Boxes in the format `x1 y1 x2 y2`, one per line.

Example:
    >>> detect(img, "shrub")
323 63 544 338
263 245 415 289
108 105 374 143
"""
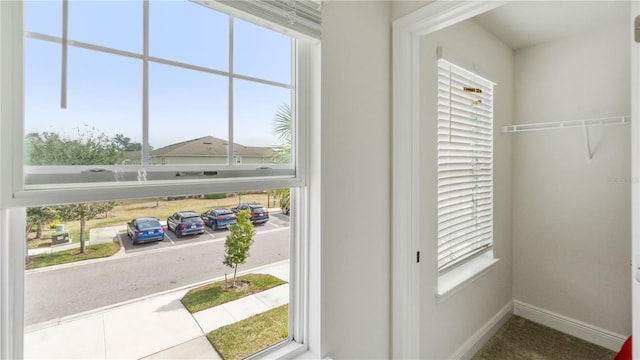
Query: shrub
49 217 61 229
204 193 227 200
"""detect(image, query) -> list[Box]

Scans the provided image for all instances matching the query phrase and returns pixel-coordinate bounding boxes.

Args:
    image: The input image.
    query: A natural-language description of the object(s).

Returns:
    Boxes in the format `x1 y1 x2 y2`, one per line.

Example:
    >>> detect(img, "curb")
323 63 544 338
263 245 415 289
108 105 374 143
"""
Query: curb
25 259 290 333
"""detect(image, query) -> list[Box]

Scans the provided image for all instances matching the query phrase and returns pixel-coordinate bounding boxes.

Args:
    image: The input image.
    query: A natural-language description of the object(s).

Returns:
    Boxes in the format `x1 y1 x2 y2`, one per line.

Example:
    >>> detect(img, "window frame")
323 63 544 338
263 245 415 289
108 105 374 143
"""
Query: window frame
435 58 499 299
0 1 321 358
16 0 307 200
436 58 494 274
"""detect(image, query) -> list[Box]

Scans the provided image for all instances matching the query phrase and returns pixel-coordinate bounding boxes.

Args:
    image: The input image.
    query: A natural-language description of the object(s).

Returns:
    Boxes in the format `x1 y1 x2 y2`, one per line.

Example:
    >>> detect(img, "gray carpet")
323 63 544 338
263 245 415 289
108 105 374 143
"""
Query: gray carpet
472 316 618 360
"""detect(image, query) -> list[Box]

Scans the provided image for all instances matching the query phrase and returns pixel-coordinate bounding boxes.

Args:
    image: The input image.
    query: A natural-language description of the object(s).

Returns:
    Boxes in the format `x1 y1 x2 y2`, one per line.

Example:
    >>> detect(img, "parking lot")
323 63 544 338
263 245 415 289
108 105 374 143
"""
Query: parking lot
119 212 291 254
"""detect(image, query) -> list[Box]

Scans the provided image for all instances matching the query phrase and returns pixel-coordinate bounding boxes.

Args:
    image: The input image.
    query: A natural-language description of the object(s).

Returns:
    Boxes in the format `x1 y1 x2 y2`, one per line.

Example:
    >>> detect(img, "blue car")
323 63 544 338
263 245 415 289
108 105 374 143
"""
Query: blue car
127 217 165 244
167 211 205 238
201 208 237 230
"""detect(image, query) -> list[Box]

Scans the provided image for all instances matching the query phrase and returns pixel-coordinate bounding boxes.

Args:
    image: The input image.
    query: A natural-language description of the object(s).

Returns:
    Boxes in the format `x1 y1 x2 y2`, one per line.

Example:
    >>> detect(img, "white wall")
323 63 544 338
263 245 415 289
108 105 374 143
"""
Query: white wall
320 1 631 358
320 1 392 358
512 22 632 336
419 19 514 358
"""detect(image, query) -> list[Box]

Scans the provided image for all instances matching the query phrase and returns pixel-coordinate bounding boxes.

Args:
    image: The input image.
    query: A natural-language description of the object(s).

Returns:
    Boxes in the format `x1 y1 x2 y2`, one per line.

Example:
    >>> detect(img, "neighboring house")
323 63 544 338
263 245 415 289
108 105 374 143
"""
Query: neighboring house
124 136 276 165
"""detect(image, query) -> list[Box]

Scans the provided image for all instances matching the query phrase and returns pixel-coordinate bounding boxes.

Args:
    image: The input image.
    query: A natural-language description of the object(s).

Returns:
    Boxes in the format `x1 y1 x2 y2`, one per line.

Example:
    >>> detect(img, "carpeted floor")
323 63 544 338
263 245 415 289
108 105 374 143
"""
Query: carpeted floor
472 316 617 360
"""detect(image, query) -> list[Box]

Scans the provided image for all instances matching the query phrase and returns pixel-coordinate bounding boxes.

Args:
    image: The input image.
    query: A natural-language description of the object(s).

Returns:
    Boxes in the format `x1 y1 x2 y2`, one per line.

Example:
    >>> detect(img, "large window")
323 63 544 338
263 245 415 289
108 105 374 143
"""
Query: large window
0 1 320 359
19 0 317 195
436 59 494 273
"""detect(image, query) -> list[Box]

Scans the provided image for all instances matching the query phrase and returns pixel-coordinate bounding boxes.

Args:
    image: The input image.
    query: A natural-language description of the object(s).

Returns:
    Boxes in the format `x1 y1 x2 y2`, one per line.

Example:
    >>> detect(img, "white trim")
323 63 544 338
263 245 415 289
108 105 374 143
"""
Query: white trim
436 252 498 301
448 301 513 360
631 1 640 359
0 208 25 360
513 300 627 352
391 2 505 358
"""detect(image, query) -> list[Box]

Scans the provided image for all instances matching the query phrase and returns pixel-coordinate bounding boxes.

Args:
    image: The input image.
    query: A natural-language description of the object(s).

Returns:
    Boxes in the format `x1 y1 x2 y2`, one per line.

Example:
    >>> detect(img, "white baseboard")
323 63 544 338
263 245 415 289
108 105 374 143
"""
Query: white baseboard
450 300 514 360
513 300 627 352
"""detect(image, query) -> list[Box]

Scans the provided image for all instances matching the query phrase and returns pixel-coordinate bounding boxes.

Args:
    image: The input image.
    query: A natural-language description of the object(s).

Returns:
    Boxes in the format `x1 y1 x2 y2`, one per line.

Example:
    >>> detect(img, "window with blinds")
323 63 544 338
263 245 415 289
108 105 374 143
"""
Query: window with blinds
437 59 494 273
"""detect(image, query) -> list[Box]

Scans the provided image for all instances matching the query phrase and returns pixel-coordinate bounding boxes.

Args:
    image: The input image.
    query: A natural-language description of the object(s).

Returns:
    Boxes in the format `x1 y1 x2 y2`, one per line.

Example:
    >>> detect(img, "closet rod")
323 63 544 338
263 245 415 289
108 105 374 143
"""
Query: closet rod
501 115 630 133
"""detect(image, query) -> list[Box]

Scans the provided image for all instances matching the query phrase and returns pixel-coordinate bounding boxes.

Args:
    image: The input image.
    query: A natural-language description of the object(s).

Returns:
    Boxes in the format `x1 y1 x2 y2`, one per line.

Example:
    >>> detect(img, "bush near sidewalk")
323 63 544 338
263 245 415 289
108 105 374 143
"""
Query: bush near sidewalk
180 273 285 313
207 304 288 360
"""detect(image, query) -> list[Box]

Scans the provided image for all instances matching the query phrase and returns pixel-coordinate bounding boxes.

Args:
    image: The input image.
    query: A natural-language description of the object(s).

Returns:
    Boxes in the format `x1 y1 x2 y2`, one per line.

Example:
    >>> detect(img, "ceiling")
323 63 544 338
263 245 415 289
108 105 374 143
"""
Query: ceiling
472 1 630 50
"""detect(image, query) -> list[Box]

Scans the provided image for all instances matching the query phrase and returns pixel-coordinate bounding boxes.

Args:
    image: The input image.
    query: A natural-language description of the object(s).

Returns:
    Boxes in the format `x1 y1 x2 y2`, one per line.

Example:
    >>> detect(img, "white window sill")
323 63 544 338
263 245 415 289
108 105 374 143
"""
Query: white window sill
436 251 499 302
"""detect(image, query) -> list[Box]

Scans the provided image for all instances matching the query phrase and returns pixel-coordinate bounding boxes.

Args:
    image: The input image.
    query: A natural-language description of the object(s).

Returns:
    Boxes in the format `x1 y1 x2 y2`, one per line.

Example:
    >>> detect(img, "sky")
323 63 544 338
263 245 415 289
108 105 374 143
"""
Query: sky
24 0 293 151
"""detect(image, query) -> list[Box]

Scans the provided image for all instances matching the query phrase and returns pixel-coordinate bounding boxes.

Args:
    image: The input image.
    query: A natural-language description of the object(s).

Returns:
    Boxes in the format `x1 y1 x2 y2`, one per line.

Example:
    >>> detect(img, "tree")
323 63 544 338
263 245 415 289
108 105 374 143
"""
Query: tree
223 210 256 289
25 128 129 254
272 103 292 212
25 127 125 165
26 207 56 239
112 134 144 152
272 103 292 164
57 202 116 254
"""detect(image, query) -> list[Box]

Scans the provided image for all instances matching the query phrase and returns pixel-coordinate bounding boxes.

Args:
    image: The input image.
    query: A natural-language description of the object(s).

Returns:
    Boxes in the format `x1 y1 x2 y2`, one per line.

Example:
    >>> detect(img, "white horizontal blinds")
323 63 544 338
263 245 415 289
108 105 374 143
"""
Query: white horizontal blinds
437 59 494 272
204 0 321 39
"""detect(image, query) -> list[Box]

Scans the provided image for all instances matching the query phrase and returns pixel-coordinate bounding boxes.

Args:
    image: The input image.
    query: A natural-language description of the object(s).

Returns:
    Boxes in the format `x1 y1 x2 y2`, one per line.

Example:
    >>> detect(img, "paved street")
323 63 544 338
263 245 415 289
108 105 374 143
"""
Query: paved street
25 214 290 328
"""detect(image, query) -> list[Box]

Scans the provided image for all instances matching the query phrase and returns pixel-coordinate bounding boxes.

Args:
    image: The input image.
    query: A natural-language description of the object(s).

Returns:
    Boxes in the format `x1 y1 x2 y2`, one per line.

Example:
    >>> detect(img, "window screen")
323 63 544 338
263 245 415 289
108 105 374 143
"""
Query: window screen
437 59 494 272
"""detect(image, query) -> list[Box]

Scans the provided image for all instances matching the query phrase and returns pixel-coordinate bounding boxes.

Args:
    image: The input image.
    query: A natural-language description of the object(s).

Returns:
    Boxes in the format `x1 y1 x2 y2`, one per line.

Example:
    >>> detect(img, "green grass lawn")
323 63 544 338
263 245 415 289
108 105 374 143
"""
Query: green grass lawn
181 273 286 313
207 304 288 360
26 242 121 270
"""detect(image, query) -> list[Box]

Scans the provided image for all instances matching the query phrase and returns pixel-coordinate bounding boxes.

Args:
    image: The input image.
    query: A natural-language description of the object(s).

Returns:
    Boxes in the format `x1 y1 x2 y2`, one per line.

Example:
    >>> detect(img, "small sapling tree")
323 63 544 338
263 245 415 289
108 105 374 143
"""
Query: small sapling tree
223 209 256 289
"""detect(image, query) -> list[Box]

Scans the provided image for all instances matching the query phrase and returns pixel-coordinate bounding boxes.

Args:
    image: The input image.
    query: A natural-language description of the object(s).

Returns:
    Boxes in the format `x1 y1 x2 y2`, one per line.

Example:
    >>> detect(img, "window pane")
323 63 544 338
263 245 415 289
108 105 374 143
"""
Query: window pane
24 192 291 358
69 1 142 53
234 79 292 165
149 1 229 71
24 1 62 36
24 41 142 166
149 63 229 164
234 18 291 84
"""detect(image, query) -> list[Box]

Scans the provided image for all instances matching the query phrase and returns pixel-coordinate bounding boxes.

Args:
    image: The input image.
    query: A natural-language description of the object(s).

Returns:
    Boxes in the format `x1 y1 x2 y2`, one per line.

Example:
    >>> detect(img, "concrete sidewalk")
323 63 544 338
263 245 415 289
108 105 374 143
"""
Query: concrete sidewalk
28 225 126 257
24 260 290 359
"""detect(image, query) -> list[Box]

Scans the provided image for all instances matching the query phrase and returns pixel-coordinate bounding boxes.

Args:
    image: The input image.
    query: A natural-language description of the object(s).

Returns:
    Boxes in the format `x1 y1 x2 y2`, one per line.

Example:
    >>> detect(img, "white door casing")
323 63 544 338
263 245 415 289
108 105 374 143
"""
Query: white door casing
631 1 640 359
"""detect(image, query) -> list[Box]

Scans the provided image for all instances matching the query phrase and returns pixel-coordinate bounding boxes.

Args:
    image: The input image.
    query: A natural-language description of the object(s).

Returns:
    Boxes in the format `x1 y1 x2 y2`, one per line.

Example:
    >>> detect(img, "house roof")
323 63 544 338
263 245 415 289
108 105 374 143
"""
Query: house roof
149 136 275 157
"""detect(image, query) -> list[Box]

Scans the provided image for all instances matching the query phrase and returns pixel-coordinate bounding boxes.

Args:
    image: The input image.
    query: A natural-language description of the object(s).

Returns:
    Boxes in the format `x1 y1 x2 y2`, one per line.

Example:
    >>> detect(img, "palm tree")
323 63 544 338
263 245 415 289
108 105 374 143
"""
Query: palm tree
272 103 291 213
272 103 291 164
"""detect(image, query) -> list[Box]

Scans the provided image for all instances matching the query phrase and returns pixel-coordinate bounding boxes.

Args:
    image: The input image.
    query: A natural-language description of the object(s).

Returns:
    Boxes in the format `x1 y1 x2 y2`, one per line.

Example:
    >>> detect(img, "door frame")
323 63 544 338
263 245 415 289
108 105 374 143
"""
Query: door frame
392 1 639 358
631 1 639 359
391 1 505 357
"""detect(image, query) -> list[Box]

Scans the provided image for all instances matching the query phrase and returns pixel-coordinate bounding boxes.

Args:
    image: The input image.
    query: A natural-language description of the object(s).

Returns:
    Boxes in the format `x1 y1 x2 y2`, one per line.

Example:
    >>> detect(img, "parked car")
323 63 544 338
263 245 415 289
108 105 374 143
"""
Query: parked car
231 203 270 224
126 217 165 244
166 211 205 238
201 208 237 230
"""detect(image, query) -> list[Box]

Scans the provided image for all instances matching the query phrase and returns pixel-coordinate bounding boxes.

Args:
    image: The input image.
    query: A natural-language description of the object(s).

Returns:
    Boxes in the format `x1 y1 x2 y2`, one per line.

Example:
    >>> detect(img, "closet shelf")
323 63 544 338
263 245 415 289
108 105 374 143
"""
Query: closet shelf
501 115 630 162
501 115 630 133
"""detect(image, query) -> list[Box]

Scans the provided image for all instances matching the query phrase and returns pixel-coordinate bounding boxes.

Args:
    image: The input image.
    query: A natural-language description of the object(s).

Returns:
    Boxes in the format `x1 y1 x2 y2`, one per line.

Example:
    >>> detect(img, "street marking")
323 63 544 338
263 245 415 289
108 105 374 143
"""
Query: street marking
167 230 175 244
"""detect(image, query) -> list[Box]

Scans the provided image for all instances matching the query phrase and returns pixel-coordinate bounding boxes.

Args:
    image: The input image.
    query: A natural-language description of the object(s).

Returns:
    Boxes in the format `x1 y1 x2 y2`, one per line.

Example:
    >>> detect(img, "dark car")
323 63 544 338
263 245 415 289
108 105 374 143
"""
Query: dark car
201 208 237 230
166 211 205 238
127 217 165 244
231 203 270 224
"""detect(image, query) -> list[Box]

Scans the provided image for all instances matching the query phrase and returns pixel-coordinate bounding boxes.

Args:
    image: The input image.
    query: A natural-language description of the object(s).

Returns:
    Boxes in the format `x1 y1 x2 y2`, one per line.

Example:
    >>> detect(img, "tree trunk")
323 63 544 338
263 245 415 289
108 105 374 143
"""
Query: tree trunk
25 225 30 263
79 217 86 254
36 223 42 239
232 264 238 289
